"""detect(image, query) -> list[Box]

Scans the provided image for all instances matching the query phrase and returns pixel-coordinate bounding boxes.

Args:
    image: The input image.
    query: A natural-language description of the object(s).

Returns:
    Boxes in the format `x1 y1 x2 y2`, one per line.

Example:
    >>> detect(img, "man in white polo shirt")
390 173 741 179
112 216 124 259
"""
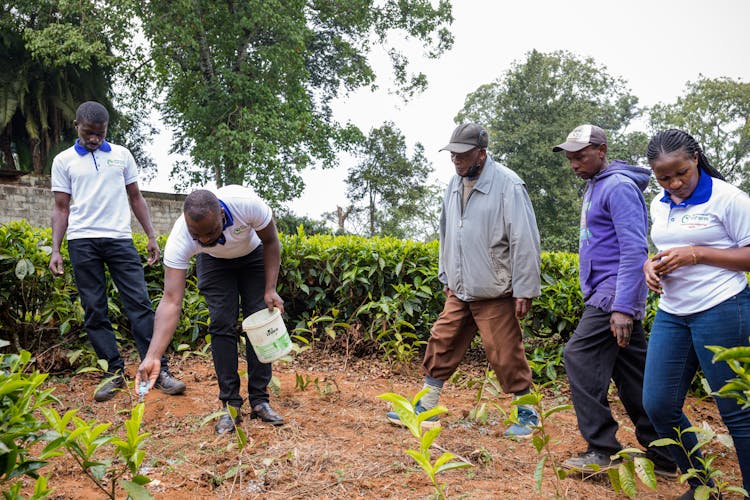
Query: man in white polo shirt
49 101 186 402
135 186 285 434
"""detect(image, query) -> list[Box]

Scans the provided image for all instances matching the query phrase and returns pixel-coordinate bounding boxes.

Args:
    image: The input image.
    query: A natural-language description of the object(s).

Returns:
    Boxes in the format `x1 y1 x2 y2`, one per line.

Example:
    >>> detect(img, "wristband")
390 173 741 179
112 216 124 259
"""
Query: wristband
690 245 698 265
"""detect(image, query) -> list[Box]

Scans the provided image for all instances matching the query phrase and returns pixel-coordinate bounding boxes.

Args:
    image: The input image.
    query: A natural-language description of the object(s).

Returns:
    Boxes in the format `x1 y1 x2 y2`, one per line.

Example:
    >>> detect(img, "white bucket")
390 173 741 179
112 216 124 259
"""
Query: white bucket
242 308 292 363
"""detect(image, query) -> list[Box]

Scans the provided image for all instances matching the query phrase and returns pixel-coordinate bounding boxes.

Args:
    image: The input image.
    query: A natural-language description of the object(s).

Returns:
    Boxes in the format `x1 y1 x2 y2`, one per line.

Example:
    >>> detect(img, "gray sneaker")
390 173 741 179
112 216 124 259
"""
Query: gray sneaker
94 374 126 402
155 370 186 395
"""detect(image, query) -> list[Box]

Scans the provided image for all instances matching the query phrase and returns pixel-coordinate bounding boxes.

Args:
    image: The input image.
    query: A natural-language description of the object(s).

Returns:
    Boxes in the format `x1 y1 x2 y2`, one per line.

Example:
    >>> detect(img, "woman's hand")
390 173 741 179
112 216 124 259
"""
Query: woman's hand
651 247 695 275
644 246 698 293
643 256 664 294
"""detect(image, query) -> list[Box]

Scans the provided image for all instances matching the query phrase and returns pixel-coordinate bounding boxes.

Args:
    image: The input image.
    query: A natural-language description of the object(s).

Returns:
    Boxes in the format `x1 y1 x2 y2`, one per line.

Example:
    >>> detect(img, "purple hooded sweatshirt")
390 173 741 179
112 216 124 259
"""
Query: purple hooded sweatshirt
578 160 650 319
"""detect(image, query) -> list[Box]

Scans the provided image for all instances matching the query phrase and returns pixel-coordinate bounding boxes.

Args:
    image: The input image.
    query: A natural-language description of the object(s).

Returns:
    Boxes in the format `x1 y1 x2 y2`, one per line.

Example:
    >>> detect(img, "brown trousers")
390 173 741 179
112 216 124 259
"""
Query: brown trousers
422 289 533 394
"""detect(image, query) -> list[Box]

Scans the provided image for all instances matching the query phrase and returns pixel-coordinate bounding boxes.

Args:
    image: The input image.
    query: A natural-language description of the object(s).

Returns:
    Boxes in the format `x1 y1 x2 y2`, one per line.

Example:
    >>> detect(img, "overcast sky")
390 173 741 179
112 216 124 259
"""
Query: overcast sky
141 0 750 220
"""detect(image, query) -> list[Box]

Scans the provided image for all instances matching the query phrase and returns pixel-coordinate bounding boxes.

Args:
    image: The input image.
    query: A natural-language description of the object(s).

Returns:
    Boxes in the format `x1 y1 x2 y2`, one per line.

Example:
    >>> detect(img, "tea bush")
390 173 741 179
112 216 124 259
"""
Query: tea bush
3 221 690 382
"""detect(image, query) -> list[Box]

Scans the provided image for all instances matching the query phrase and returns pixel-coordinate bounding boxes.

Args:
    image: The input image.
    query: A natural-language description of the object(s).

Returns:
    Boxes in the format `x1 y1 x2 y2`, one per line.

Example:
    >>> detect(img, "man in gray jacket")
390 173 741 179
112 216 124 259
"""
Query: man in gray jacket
387 123 542 437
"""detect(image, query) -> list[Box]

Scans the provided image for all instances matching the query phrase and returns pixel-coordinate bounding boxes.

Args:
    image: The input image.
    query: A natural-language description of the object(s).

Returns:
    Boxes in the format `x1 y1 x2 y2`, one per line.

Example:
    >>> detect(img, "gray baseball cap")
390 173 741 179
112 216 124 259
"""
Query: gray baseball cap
553 124 608 152
439 123 489 153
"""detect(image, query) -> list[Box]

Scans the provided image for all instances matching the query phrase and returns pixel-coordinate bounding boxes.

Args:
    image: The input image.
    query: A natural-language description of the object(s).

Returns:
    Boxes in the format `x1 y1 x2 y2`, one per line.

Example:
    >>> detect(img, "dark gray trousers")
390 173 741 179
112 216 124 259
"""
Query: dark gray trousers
563 305 671 465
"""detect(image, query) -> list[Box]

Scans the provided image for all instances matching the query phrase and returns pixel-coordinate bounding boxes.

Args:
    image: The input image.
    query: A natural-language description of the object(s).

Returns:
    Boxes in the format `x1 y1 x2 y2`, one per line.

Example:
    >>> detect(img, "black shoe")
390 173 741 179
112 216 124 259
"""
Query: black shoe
562 449 621 472
250 402 284 426
215 409 241 435
94 374 126 402
155 370 186 395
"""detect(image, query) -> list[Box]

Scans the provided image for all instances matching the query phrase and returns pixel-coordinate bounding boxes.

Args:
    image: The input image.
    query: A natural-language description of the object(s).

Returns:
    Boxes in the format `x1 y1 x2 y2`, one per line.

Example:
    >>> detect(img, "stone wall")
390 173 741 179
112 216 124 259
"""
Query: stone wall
0 174 185 236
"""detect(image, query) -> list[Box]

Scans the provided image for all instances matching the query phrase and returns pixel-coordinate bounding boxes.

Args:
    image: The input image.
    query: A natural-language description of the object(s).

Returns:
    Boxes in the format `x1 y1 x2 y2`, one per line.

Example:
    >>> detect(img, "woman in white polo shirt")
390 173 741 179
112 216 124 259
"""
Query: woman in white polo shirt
642 129 750 499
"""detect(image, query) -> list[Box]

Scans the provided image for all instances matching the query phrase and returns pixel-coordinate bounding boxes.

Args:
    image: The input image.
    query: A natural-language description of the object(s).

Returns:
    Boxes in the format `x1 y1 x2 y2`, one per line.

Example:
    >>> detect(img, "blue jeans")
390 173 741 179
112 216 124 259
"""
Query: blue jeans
643 286 750 491
68 238 166 374
196 246 271 409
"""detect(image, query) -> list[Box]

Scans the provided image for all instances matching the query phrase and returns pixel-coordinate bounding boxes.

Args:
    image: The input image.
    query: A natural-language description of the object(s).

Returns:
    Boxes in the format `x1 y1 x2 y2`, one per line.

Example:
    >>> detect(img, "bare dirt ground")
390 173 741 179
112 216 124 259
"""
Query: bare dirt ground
28 348 744 499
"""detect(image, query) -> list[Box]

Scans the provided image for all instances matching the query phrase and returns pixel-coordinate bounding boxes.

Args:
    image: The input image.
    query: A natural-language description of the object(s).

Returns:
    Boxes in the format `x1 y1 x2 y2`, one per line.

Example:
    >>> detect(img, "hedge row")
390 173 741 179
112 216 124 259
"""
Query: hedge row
0 220 594 375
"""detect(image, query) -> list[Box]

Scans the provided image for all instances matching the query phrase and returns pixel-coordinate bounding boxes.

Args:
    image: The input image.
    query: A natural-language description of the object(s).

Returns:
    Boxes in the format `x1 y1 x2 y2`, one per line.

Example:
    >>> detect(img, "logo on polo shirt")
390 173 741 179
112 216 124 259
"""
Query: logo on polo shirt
233 225 249 234
106 159 126 167
680 214 710 229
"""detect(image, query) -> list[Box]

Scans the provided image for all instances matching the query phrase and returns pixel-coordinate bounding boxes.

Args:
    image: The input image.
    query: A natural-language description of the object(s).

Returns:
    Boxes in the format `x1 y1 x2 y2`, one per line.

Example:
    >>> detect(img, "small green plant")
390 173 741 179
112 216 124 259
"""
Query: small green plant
291 313 336 352
378 388 472 499
508 385 572 497
605 448 658 498
458 365 504 425
295 373 313 391
314 377 340 397
41 403 153 499
706 342 750 408
176 334 212 360
0 346 57 499
651 424 747 499
201 406 248 451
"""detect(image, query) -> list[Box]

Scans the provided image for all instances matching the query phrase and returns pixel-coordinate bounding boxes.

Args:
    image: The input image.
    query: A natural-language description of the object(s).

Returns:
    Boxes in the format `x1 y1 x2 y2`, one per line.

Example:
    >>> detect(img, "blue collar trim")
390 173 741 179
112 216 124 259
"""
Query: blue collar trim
659 170 713 208
218 200 234 229
74 139 112 155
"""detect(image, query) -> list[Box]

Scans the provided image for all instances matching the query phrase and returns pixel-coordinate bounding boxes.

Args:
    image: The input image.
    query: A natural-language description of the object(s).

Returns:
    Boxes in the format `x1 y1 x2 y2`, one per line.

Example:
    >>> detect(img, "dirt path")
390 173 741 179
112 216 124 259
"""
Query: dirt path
35 349 742 499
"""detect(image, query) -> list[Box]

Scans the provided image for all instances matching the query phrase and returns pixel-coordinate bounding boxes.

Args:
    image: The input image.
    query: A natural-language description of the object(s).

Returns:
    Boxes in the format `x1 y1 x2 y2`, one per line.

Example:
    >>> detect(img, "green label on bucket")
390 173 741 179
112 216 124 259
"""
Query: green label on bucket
256 334 291 360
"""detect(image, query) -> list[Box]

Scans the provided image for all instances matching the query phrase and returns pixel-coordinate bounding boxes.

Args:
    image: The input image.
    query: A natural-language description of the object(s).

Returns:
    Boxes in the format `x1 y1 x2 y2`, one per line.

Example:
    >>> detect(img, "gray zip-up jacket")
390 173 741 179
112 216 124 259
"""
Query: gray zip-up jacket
438 155 541 301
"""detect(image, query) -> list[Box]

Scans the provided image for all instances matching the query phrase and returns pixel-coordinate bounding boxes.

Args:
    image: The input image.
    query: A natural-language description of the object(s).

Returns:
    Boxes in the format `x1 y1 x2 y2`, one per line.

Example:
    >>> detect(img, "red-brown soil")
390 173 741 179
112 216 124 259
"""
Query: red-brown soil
23 348 744 499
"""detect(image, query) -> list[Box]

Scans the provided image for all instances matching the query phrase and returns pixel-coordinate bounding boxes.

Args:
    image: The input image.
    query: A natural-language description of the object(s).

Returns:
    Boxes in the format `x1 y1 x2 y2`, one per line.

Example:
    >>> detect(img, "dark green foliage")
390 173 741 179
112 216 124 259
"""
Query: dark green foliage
0 0 155 176
12 221 737 386
0 221 82 353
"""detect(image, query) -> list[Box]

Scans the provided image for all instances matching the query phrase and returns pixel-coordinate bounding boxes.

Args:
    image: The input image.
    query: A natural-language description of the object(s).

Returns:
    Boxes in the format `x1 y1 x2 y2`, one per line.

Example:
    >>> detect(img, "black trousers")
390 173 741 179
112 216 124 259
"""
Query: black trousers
563 306 671 464
196 246 271 408
68 238 166 374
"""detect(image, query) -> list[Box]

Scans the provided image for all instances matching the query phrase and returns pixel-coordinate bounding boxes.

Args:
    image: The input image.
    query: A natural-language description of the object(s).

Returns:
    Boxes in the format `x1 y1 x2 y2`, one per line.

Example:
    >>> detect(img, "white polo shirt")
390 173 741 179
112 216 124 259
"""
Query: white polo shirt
51 140 139 240
163 185 273 270
650 175 750 315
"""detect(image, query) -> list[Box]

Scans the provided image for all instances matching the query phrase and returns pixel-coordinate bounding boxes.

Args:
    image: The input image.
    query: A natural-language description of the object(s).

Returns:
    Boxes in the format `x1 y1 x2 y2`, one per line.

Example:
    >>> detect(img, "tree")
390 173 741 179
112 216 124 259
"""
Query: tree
649 76 750 191
0 1 155 175
135 0 453 205
456 50 641 251
345 122 440 240
274 208 331 236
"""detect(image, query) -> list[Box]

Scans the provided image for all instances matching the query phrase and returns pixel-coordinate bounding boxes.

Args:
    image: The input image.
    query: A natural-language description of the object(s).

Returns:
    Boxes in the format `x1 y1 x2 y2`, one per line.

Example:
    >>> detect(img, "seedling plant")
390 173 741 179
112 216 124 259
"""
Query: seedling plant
378 388 472 499
508 385 572 497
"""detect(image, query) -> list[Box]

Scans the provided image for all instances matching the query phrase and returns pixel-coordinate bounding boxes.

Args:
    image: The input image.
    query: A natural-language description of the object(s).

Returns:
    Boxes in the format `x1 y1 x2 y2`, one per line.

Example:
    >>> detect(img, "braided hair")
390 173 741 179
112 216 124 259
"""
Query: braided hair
646 129 725 180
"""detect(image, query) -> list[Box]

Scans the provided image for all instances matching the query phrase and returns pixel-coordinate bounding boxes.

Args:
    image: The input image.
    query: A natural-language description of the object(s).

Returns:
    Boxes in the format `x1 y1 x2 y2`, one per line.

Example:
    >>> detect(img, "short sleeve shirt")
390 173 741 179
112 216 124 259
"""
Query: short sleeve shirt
163 185 273 269
650 176 750 315
50 140 138 240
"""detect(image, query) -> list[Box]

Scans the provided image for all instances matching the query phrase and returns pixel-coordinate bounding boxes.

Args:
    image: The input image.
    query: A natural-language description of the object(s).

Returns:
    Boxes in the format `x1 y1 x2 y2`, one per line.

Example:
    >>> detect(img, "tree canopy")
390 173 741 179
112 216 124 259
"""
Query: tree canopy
345 122 440 240
135 0 454 204
0 1 155 175
456 50 641 251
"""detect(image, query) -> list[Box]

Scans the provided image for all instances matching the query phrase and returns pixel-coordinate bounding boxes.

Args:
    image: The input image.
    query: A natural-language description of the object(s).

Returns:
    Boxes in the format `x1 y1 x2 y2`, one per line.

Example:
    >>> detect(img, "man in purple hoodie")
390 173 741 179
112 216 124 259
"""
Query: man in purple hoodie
553 125 676 476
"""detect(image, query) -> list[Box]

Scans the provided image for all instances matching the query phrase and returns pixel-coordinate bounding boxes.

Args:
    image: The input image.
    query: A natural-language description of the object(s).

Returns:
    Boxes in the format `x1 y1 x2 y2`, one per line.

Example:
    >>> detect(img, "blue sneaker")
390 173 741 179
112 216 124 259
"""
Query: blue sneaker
386 401 440 429
503 405 538 439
